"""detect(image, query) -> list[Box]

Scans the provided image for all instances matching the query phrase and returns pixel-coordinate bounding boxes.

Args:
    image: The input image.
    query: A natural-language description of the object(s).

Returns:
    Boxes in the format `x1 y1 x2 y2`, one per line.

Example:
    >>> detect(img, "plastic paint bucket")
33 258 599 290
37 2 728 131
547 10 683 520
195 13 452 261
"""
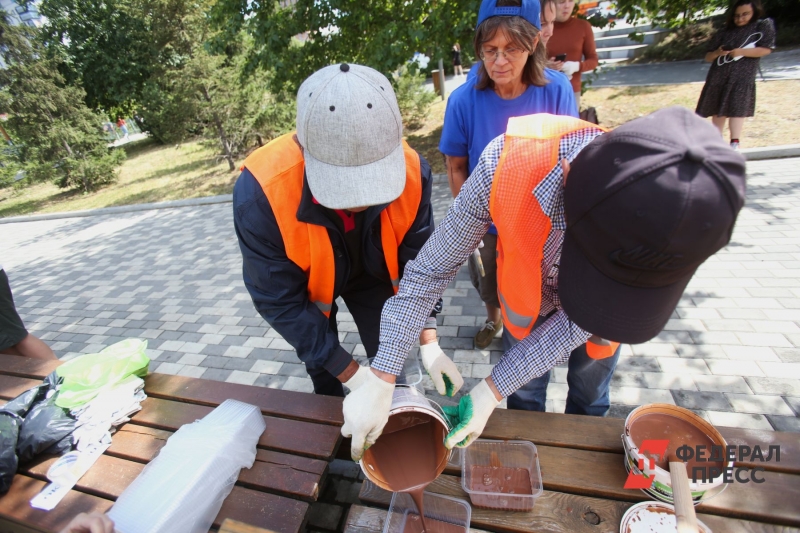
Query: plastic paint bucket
622 404 731 504
619 501 712 533
360 385 452 491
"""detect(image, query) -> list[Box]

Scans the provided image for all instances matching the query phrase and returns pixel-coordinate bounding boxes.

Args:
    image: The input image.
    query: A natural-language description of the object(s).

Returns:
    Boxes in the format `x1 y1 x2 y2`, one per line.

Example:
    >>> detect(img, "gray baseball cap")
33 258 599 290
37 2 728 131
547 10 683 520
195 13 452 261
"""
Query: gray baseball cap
296 63 406 210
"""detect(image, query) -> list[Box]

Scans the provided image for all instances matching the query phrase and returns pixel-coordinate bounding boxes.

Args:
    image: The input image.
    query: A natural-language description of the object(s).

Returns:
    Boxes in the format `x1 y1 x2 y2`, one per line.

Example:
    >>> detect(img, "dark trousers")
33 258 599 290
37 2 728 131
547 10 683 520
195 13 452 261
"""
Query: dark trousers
306 274 395 397
503 320 621 416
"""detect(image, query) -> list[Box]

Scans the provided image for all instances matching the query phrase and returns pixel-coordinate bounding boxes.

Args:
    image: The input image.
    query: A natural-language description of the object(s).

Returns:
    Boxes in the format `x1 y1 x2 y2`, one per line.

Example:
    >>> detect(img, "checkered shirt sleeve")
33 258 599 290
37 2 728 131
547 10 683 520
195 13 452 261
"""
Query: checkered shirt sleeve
372 126 603 398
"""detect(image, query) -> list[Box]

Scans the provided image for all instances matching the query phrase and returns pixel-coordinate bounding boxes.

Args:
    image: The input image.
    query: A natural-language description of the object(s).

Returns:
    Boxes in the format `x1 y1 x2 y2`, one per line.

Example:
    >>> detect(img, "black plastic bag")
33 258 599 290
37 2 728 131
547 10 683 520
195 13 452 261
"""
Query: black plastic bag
0 411 21 493
0 371 76 494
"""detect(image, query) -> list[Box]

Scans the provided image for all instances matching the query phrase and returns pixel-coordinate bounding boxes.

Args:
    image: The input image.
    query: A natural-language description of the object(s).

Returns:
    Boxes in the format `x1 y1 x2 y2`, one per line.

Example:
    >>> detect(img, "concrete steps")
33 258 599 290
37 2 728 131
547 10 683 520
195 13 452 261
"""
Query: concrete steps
592 23 670 66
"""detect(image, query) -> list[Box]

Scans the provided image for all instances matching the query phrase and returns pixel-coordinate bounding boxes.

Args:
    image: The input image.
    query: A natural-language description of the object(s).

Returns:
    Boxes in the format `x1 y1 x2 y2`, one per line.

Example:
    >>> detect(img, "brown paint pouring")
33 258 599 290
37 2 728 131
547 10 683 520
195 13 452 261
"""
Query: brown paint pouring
630 413 723 473
361 412 449 533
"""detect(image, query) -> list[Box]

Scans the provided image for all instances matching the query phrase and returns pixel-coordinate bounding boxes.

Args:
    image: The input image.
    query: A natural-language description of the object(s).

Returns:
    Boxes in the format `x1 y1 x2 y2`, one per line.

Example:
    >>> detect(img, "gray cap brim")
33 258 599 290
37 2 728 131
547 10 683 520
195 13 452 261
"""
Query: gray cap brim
305 141 407 210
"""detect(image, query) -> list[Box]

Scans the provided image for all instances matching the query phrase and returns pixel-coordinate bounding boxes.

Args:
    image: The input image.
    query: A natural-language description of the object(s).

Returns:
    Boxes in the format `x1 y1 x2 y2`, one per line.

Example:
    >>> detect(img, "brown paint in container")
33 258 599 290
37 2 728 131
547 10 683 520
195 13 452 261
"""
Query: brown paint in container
460 440 542 511
622 404 732 504
360 386 454 533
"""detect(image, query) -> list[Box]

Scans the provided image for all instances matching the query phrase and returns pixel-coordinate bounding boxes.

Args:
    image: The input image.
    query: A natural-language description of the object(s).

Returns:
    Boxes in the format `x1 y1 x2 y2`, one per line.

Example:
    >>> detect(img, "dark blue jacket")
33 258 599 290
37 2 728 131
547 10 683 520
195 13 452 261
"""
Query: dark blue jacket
232 154 435 378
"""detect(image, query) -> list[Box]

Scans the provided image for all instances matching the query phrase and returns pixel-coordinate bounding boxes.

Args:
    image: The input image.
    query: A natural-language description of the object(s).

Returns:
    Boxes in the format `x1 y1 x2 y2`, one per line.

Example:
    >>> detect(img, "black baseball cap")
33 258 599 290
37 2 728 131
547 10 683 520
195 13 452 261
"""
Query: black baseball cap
559 106 747 345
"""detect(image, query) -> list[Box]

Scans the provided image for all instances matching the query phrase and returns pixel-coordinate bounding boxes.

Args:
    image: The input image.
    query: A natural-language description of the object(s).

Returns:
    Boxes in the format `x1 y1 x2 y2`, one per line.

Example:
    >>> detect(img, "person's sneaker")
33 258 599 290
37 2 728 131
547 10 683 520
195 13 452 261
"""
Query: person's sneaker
730 140 740 151
474 318 503 349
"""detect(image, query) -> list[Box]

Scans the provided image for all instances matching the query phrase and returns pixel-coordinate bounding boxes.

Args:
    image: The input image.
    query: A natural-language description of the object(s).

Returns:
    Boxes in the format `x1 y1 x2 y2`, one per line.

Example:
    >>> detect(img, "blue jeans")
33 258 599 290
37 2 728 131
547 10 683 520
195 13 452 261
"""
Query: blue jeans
503 325 620 416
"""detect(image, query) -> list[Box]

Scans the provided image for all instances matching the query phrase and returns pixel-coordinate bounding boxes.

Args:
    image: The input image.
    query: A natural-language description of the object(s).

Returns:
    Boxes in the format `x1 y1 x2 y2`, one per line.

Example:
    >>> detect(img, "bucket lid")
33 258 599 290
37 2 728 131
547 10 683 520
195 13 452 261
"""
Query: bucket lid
619 502 712 533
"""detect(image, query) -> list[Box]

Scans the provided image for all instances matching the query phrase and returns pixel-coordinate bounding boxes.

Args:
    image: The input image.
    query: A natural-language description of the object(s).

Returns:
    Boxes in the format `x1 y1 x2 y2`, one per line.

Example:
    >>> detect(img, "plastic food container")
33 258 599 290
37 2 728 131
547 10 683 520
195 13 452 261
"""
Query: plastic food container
460 439 542 511
619 501 712 533
383 491 471 533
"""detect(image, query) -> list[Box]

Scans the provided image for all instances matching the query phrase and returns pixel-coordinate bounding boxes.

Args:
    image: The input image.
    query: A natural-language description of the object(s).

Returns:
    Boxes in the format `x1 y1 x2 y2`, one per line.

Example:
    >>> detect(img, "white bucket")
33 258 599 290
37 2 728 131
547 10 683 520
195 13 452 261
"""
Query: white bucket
619 501 712 533
622 404 731 505
360 385 452 490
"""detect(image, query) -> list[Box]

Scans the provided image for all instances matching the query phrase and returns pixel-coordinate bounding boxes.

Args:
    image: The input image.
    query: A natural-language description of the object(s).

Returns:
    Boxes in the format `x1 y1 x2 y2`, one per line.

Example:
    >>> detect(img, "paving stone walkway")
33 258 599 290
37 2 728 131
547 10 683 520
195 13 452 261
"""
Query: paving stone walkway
2 157 799 432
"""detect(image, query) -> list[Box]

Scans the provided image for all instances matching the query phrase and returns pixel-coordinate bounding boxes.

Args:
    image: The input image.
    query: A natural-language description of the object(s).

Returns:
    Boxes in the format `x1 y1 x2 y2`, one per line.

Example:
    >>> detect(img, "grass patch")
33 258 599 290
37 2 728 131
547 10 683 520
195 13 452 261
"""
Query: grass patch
405 98 448 175
0 138 238 218
583 79 800 149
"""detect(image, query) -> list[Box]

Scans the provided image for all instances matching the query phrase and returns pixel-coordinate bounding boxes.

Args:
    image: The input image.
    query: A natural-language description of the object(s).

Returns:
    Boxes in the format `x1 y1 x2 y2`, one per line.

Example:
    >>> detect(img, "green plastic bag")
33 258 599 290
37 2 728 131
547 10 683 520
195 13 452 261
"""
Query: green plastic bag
55 339 150 409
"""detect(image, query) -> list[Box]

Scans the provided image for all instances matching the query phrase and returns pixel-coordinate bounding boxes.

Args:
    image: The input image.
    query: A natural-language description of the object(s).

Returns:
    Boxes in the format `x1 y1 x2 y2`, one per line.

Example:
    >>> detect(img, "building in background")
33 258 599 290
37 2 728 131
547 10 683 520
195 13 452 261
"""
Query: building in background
1 0 43 27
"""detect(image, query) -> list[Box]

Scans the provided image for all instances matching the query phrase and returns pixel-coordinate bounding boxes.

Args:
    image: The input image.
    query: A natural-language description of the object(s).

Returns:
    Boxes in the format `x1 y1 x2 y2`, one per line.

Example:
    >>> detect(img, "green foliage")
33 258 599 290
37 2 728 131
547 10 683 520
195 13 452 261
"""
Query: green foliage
0 15 124 193
38 0 155 111
209 0 481 95
613 0 727 28
136 1 293 169
637 19 721 62
393 65 437 132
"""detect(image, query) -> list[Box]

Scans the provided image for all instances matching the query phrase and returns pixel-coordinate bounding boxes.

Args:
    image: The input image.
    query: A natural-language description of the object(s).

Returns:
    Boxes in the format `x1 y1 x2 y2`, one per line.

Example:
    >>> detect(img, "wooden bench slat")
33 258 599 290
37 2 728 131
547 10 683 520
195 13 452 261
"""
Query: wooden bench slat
0 374 43 400
220 518 276 533
444 442 800 527
360 475 797 533
17 456 309 533
107 426 327 501
0 474 112 533
483 409 800 475
131 396 341 460
344 504 493 533
0 354 60 380
144 373 343 426
0 354 344 426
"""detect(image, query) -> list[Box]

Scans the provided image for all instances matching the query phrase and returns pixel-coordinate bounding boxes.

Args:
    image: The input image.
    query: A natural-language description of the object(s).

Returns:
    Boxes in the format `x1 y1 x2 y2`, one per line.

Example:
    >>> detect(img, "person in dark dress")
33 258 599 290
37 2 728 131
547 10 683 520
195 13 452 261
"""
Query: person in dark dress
695 0 775 150
452 43 464 76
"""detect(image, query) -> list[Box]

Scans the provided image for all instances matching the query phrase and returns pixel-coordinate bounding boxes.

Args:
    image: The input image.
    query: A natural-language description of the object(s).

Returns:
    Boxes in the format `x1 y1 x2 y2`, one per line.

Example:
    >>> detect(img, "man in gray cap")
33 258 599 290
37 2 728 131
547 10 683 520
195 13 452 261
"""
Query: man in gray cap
233 63 463 398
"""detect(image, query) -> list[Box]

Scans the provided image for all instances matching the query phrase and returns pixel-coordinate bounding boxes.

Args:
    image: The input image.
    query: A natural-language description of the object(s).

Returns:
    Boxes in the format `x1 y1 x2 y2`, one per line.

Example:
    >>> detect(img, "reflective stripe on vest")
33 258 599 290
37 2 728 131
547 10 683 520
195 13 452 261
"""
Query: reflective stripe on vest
243 132 422 317
586 336 620 360
490 114 606 340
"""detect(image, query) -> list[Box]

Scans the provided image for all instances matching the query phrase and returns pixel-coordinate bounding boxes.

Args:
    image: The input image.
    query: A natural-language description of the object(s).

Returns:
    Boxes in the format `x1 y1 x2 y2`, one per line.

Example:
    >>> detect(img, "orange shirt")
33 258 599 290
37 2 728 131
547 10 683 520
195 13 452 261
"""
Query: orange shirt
546 17 599 92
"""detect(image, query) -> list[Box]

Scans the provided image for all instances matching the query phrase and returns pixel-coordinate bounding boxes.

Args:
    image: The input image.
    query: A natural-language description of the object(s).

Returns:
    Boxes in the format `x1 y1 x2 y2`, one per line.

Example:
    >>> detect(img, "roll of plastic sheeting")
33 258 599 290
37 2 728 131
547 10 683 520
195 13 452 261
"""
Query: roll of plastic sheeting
107 399 266 533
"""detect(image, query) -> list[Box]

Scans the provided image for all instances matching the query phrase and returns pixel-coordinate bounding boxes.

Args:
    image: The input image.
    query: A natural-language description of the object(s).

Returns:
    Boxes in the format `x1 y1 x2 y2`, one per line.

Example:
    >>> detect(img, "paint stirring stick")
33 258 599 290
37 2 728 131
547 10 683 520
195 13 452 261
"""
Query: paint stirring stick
668 452 699 533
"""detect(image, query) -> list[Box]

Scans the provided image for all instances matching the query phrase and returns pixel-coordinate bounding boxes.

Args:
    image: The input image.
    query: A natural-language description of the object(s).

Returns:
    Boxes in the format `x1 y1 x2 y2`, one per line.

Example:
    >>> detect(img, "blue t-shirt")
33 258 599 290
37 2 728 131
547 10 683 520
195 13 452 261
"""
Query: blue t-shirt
440 69 577 175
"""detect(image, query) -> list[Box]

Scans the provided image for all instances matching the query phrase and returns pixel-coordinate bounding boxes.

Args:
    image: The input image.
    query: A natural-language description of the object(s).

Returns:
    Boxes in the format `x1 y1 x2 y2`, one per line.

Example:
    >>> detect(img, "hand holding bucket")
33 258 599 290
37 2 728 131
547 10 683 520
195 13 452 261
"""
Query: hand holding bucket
341 366 394 461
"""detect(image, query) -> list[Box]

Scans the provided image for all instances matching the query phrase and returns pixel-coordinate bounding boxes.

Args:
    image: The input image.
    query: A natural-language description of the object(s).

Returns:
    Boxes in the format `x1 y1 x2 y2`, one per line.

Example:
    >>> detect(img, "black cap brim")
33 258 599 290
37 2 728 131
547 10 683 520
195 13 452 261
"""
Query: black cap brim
559 232 695 345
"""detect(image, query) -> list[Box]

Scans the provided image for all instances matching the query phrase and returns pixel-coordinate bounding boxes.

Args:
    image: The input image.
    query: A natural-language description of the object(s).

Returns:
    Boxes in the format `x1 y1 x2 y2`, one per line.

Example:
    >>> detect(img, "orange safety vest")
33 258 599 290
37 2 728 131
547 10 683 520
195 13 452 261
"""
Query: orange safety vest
242 132 422 317
489 114 619 359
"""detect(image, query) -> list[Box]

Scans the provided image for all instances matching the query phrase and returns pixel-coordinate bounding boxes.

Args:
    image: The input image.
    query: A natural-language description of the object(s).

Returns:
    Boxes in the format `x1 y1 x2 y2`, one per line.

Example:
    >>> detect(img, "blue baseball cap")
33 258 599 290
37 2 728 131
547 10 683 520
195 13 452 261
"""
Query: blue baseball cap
476 0 541 30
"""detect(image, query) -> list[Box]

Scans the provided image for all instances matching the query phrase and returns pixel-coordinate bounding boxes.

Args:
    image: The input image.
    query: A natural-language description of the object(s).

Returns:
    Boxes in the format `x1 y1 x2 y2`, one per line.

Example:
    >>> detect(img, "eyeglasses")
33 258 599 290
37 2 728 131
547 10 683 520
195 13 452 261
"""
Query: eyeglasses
480 47 527 63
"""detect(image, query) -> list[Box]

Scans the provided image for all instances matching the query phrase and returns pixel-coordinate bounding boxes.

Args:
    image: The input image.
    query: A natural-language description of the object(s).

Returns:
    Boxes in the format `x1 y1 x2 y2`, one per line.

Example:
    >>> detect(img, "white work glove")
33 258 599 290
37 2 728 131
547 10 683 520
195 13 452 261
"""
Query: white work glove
420 342 464 397
441 379 501 449
561 61 580 77
341 366 395 461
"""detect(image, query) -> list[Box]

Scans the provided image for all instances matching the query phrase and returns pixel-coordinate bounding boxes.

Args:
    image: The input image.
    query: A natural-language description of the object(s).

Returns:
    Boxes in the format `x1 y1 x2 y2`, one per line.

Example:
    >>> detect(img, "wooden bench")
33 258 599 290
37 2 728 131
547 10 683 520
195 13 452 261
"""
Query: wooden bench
0 354 344 533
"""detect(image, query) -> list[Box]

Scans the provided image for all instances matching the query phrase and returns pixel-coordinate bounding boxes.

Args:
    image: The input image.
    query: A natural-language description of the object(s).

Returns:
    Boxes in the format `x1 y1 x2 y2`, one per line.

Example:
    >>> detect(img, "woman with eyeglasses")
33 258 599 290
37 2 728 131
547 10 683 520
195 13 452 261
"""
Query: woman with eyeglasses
439 0 574 355
696 0 775 150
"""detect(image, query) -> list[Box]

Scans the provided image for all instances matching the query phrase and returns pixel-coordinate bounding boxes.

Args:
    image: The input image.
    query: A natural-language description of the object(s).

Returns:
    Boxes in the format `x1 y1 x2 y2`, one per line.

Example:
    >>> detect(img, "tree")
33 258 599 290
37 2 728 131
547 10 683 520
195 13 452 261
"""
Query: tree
613 0 726 28
38 0 203 112
0 14 124 193
136 2 294 169
208 0 481 94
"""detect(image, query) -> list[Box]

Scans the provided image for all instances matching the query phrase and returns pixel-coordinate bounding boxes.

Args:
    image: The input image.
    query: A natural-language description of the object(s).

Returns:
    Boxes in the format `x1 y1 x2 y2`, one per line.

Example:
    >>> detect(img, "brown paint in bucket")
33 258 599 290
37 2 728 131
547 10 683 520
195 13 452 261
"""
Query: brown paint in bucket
361 407 449 532
623 403 731 505
630 413 723 473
